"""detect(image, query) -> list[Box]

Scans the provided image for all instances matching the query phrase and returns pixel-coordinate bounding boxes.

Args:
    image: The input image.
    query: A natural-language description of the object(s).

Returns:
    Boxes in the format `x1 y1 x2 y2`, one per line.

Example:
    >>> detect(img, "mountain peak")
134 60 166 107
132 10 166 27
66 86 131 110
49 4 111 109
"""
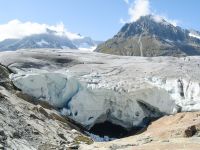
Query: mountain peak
96 15 200 56
0 30 100 51
136 15 168 24
118 15 185 41
132 15 177 27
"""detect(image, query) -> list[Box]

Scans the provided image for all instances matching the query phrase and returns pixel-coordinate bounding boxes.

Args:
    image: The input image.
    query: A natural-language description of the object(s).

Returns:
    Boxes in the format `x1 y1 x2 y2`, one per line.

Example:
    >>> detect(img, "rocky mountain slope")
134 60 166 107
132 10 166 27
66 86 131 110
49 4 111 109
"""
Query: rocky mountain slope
96 15 200 56
1 49 200 149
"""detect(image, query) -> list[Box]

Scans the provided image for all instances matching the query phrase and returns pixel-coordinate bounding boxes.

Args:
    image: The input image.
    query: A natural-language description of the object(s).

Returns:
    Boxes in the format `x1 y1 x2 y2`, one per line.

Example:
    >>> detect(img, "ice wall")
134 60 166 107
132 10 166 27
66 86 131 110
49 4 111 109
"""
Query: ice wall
11 72 184 130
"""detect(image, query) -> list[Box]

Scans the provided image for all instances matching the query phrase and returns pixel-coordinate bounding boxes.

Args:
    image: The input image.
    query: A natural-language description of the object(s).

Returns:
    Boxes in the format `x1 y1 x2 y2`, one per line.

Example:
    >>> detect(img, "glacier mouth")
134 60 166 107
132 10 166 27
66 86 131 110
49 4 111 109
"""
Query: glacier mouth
1 49 200 140
10 72 177 141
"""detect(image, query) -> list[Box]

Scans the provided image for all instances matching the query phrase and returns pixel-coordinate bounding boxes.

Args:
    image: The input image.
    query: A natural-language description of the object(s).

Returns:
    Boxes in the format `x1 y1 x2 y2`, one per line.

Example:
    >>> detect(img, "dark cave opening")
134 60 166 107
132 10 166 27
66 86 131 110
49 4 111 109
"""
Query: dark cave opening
88 121 143 140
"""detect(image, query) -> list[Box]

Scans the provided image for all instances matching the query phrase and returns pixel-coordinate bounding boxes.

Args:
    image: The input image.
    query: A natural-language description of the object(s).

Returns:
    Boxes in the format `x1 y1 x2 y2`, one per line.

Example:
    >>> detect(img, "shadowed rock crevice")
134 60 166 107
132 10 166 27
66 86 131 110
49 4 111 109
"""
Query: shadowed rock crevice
88 121 145 141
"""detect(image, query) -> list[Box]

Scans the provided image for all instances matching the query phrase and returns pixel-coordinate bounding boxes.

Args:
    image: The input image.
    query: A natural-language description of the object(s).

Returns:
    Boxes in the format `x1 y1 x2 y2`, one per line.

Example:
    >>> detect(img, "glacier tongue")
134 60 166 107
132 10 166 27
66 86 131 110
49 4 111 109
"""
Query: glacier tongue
10 72 177 130
2 49 200 131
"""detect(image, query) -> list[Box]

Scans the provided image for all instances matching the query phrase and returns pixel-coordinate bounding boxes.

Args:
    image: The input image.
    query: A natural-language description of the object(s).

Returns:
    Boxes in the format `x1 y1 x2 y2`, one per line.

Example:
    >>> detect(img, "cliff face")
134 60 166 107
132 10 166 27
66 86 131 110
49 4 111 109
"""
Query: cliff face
96 15 200 56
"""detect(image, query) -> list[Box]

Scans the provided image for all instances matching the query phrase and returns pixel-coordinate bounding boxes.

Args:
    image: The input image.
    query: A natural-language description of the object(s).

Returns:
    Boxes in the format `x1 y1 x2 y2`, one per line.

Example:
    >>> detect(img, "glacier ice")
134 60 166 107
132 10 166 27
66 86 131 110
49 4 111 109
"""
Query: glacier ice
11 73 80 108
146 77 200 112
11 72 178 130
2 49 200 131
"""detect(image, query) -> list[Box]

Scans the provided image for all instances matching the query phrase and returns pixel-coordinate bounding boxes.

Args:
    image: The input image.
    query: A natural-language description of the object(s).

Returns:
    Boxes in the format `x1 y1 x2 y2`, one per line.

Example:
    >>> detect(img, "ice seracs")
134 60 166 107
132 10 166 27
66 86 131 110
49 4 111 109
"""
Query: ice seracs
11 73 80 108
146 76 200 112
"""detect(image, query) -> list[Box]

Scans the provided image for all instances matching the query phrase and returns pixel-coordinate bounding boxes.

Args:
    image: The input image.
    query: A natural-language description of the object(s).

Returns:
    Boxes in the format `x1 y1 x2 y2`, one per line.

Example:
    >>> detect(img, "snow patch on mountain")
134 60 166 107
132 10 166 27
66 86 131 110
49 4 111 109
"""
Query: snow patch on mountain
36 39 49 46
152 15 178 27
189 32 200 40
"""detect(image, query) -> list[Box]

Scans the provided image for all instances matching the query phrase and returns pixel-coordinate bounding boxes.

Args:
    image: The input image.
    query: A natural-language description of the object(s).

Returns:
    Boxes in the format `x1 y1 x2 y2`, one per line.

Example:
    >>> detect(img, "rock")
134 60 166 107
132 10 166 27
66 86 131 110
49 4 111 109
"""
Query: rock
0 130 7 144
184 125 197 137
57 133 67 141
12 131 22 139
0 144 4 149
32 129 40 135
0 131 6 137
68 144 79 149
161 140 169 143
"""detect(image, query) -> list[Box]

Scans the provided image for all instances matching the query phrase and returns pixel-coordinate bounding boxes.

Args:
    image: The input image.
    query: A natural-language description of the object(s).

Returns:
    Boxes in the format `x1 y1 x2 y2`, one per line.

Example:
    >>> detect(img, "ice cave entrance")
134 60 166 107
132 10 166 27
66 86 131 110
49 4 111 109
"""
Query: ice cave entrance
88 121 142 141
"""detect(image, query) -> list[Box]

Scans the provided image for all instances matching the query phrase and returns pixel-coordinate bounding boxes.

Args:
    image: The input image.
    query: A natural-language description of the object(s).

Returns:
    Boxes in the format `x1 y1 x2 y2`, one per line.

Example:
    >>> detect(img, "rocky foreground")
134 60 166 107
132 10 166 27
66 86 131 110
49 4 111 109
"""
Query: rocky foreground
0 49 200 149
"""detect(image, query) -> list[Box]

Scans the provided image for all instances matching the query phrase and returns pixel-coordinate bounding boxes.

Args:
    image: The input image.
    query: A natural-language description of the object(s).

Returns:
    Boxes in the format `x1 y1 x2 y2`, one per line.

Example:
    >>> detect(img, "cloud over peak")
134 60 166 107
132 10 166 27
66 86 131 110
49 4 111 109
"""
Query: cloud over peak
0 20 83 42
121 0 179 26
129 0 150 22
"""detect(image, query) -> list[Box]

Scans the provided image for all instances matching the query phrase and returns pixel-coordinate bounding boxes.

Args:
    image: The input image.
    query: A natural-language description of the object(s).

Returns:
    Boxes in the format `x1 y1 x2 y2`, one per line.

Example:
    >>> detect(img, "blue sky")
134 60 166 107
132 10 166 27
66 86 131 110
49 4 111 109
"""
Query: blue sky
0 0 199 41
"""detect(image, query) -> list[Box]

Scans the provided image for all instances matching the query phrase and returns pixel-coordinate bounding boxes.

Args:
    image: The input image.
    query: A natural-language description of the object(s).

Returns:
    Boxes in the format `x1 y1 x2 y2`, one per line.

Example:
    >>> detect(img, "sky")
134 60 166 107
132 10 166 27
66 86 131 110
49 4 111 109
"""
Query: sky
0 0 199 41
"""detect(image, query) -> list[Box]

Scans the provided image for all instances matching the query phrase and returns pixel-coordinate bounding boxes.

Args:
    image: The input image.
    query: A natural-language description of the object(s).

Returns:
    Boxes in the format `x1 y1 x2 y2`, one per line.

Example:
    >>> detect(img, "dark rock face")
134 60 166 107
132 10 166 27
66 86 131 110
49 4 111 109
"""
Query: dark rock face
0 64 17 91
96 15 200 56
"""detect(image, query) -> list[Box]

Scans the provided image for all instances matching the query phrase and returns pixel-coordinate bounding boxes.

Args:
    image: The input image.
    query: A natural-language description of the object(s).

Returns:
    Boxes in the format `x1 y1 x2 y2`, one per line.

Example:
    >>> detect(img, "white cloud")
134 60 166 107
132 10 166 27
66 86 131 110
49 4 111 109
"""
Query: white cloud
165 18 179 27
119 18 127 24
128 0 150 22
121 0 179 27
123 0 129 4
152 15 179 26
0 19 83 42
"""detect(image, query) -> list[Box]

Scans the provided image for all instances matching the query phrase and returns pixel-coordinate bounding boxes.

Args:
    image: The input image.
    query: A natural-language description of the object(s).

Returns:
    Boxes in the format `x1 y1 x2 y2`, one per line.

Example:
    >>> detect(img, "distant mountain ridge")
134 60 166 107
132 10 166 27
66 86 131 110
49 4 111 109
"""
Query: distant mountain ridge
96 15 200 56
0 28 101 51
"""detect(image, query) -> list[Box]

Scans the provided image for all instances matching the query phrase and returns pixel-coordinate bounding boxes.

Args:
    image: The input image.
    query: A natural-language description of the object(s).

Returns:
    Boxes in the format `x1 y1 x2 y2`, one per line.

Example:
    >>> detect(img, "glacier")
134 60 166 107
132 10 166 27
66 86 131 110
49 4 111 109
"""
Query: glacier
1 49 200 130
11 72 177 129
